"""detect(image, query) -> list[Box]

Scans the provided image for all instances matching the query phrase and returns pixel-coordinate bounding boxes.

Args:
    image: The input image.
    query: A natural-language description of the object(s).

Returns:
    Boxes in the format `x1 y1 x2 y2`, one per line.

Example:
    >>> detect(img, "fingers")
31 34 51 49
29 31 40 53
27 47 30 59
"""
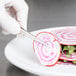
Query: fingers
0 0 29 35
0 13 21 34
2 29 10 35
12 0 29 30
0 0 21 35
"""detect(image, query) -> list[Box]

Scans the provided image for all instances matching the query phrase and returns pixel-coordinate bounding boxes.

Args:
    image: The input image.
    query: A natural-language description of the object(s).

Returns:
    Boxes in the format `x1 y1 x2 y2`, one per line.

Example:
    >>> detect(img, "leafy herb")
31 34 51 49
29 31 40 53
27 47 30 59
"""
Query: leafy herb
62 45 76 58
72 61 76 64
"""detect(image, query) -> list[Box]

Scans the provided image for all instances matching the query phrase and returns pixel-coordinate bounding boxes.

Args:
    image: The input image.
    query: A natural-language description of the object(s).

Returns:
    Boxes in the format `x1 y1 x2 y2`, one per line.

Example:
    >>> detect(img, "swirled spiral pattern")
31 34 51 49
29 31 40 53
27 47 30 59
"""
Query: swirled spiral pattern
52 28 76 45
33 32 61 66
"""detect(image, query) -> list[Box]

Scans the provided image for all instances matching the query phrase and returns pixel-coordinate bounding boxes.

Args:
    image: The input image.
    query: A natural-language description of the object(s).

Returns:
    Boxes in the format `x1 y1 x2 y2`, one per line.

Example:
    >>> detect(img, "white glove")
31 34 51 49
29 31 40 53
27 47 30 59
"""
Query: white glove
0 0 29 35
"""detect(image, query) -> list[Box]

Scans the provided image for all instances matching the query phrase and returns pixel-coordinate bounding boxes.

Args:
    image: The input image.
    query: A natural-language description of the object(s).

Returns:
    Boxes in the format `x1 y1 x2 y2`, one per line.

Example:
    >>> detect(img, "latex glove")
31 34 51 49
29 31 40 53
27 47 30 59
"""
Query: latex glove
0 0 29 35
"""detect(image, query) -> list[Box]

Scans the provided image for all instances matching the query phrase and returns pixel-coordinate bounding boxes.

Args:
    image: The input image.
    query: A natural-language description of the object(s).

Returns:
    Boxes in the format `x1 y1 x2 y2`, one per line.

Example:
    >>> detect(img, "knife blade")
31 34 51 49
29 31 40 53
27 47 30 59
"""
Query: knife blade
21 27 48 47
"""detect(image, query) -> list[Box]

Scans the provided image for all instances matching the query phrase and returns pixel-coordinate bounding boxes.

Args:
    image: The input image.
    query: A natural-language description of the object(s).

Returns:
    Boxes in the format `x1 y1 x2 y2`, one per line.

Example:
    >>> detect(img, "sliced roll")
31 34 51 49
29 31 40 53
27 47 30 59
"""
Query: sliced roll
33 32 61 66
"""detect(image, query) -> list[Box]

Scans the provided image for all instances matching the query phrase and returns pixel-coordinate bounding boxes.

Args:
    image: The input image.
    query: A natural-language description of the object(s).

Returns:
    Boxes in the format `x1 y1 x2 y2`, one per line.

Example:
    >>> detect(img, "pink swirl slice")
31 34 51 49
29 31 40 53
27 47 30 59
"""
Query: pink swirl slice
52 28 76 45
60 54 76 61
33 32 61 66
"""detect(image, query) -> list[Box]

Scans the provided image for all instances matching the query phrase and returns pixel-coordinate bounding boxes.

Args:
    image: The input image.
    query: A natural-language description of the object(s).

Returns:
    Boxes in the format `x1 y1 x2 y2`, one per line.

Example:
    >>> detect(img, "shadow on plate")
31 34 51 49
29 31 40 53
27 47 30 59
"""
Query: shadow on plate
6 63 38 76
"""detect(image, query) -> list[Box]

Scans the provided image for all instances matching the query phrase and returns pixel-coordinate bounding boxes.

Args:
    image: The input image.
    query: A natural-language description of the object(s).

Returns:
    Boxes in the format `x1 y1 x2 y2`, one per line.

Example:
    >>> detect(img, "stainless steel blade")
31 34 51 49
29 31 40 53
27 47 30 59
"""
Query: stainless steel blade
21 27 48 47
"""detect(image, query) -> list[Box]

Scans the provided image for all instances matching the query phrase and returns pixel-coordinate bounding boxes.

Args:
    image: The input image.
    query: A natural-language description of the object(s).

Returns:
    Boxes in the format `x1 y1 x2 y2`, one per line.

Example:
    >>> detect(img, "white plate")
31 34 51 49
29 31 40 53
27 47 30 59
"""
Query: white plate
5 26 76 76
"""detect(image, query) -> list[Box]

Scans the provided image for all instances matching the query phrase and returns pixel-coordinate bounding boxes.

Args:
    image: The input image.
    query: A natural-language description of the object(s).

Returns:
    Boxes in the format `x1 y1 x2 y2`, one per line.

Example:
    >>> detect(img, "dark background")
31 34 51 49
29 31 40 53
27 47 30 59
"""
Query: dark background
0 0 76 76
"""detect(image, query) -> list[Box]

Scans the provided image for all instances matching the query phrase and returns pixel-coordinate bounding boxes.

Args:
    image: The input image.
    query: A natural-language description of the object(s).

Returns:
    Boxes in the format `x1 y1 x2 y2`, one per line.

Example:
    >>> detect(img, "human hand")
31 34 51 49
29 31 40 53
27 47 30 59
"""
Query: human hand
0 0 29 35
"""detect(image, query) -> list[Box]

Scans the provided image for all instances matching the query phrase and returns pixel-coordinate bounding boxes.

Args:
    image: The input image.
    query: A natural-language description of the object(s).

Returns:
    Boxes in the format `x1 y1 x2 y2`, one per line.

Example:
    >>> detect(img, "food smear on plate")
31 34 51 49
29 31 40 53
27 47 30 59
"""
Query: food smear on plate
33 28 76 66
33 32 61 66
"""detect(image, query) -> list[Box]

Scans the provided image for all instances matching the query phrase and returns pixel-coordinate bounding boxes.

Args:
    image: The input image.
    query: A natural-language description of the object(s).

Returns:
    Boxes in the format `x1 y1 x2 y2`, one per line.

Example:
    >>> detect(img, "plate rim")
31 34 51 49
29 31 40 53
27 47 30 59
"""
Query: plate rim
4 26 76 76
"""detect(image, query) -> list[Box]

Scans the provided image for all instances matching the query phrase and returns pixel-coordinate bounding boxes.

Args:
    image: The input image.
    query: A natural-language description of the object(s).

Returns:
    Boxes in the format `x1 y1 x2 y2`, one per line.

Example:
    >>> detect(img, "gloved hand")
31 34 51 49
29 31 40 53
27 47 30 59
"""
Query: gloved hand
0 0 29 35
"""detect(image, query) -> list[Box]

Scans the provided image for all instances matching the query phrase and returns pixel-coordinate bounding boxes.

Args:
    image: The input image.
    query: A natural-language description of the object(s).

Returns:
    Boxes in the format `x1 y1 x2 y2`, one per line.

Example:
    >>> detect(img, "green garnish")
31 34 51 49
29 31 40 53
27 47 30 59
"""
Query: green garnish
72 61 76 64
64 60 67 62
61 45 76 64
63 46 69 51
62 46 70 57
68 46 76 54
66 55 70 58
62 45 76 58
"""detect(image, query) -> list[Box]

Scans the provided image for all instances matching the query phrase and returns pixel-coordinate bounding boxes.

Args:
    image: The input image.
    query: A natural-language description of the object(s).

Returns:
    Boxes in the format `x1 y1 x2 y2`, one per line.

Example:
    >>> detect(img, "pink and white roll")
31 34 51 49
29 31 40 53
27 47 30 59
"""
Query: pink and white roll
52 28 76 45
60 54 76 61
33 32 61 66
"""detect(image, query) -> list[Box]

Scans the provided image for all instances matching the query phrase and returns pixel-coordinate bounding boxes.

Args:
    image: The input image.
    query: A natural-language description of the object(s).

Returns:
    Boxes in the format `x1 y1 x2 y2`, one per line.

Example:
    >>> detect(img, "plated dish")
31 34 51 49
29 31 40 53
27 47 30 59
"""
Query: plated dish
33 27 76 66
5 26 76 76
